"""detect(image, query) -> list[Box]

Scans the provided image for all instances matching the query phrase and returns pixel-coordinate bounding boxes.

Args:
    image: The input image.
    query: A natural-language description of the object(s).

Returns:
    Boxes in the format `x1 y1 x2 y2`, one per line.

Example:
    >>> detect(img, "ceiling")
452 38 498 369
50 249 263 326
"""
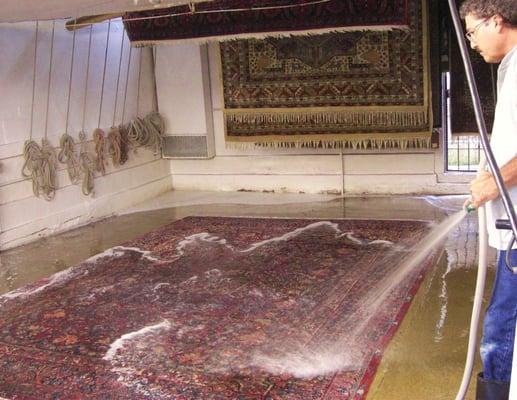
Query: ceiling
0 0 208 23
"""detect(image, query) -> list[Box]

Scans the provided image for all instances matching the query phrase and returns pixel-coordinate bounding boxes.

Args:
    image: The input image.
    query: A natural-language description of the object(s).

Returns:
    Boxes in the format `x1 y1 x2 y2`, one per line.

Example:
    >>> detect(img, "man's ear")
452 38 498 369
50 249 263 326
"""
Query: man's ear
493 14 505 32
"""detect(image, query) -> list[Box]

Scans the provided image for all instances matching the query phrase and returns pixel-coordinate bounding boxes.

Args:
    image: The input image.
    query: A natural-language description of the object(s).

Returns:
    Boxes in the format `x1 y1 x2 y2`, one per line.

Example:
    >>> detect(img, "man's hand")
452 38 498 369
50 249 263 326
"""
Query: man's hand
469 171 499 208
463 156 517 211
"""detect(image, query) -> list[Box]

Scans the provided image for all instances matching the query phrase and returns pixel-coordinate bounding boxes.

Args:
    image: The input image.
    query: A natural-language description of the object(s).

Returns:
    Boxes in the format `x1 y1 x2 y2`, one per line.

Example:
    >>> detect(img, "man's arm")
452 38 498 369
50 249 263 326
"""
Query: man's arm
470 156 517 207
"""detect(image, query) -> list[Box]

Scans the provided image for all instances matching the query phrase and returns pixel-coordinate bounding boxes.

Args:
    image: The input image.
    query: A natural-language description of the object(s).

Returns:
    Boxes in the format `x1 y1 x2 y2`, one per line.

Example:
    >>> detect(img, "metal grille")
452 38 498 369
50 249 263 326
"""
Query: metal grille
442 71 483 172
446 134 482 172
162 135 209 159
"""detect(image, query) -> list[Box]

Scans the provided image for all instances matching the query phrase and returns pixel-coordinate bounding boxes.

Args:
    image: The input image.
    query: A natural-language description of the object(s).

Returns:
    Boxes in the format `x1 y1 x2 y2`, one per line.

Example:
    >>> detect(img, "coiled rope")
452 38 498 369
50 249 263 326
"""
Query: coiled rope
22 21 58 201
22 139 57 201
119 126 129 164
39 21 58 200
125 47 144 155
58 28 81 185
39 139 58 201
93 19 112 175
22 140 58 201
118 36 133 165
108 126 122 166
22 140 44 198
58 134 81 184
124 47 165 155
22 23 44 198
77 24 96 196
78 132 95 195
126 112 165 155
108 29 126 167
93 128 107 175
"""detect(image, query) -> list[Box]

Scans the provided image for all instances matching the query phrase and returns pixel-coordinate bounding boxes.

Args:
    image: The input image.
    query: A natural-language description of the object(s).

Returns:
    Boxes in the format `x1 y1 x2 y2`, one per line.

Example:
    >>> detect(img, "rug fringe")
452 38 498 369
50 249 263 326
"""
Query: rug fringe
224 136 432 150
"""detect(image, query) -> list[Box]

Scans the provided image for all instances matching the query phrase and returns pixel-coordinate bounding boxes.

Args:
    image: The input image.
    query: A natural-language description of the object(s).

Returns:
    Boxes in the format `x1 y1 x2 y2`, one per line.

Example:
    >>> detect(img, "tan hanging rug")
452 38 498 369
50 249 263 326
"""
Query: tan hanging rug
221 0 431 150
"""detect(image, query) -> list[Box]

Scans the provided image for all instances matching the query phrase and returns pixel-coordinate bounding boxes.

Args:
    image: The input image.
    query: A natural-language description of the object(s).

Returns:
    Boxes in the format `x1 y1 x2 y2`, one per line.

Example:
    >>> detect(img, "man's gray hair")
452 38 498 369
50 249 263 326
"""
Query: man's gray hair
460 0 517 26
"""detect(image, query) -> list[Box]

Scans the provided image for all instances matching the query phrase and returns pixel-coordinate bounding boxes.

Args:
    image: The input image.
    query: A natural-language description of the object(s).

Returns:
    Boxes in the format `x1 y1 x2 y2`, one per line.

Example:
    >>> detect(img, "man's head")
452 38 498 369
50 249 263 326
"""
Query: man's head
460 0 517 63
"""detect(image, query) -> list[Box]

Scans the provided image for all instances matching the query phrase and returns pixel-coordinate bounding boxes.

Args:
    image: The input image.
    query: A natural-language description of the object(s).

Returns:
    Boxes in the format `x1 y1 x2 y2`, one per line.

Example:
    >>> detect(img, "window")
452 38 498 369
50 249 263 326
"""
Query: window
442 71 484 172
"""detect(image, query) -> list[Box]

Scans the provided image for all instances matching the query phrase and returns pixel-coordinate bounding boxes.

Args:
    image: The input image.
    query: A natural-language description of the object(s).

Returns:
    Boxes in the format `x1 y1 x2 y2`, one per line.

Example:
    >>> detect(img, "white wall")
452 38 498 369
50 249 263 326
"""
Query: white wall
156 42 470 196
0 20 471 250
0 20 171 250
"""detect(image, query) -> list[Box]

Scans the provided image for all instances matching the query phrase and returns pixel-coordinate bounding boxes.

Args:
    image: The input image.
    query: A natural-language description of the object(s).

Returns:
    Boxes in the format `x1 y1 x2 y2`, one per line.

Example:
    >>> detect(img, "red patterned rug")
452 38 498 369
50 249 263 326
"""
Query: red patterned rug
0 217 438 399
124 0 409 45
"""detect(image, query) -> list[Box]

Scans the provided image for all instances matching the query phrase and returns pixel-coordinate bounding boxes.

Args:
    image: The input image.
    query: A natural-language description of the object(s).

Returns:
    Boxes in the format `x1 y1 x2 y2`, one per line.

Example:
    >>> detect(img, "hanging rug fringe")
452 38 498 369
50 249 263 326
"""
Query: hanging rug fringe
224 134 432 151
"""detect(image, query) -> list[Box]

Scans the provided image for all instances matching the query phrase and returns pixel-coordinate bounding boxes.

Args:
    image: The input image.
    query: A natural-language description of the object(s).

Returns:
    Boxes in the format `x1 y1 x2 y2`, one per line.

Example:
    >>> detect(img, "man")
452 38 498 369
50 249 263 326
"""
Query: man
460 0 517 398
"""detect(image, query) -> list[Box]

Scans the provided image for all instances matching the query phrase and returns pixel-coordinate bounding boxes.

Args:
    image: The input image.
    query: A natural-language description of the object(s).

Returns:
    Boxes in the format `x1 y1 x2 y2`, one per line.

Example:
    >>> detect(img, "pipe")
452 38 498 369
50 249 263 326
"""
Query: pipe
455 159 488 400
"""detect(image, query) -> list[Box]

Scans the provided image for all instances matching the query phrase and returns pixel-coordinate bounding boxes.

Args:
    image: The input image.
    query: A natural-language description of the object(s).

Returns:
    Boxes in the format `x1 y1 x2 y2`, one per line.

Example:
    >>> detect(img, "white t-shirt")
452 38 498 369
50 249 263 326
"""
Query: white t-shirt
486 46 517 250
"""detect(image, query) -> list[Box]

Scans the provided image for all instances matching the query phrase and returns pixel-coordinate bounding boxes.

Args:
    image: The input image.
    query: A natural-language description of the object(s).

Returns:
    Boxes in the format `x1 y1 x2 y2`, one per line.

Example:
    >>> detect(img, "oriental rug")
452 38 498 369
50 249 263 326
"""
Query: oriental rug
124 0 409 46
0 216 438 399
221 0 431 150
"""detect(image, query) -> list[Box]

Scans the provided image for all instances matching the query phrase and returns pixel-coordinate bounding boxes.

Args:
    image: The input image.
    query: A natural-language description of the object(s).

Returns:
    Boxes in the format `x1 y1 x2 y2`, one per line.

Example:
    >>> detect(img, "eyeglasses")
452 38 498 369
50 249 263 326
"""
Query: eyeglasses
465 18 489 41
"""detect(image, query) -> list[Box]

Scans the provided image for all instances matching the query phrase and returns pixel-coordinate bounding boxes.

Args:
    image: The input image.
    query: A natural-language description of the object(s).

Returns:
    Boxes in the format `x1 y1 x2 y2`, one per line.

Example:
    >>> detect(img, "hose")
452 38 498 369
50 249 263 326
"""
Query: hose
455 160 488 400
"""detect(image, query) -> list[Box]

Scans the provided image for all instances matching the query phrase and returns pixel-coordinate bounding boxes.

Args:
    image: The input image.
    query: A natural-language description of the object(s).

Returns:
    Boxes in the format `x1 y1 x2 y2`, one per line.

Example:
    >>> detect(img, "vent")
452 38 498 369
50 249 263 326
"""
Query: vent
162 135 213 159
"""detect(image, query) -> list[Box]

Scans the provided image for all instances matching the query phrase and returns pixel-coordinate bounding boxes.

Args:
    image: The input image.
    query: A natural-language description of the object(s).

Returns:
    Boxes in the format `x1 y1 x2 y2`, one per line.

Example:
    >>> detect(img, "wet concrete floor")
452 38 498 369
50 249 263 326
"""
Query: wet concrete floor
0 191 496 399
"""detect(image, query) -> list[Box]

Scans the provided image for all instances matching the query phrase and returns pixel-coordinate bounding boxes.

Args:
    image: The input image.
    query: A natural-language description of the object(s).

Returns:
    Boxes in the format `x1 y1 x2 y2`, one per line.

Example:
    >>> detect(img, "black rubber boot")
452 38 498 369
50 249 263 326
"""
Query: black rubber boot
476 372 510 400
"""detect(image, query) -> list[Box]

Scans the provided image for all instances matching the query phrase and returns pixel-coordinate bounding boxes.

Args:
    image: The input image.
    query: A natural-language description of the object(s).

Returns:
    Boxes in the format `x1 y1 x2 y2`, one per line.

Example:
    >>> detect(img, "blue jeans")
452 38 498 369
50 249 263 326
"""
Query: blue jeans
480 249 517 382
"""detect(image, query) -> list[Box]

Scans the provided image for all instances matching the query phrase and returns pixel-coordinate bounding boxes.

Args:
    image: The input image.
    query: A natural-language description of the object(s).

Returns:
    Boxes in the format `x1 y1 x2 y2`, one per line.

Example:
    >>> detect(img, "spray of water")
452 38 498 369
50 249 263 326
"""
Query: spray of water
251 210 468 378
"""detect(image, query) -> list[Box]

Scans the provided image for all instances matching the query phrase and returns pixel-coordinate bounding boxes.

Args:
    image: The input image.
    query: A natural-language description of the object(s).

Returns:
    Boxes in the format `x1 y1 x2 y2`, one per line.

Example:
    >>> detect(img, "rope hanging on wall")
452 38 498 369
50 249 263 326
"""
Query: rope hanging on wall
119 44 133 163
121 45 133 128
126 114 165 155
40 21 59 200
78 25 96 196
107 27 126 167
78 131 95 195
127 112 165 154
40 139 58 201
94 19 112 176
22 140 43 197
107 126 122 165
58 134 80 184
22 21 58 201
93 128 107 175
58 28 81 185
126 47 165 155
22 22 44 197
126 47 143 155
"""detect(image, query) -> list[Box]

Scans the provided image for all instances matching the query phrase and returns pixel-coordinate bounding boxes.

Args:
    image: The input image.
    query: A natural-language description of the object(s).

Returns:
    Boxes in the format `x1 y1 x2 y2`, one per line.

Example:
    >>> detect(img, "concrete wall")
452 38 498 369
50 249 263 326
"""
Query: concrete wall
156 43 470 196
0 20 171 249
